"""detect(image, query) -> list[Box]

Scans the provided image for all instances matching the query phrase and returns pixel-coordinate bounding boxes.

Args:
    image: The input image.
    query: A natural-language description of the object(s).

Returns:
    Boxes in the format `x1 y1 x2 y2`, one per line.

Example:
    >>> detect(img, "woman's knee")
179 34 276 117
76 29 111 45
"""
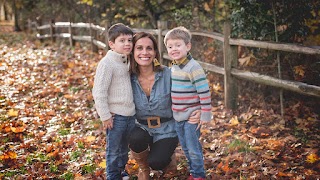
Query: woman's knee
128 127 150 152
148 157 168 170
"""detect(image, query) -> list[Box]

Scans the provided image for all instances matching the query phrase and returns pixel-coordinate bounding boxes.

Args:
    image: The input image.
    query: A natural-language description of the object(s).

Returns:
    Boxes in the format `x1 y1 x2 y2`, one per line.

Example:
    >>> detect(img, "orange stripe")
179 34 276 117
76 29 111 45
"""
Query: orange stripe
200 96 211 100
172 96 198 100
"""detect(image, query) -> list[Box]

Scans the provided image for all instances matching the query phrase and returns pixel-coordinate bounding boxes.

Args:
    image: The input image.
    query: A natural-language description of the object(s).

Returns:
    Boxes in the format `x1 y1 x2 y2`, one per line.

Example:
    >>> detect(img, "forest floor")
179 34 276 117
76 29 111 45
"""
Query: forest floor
0 31 319 180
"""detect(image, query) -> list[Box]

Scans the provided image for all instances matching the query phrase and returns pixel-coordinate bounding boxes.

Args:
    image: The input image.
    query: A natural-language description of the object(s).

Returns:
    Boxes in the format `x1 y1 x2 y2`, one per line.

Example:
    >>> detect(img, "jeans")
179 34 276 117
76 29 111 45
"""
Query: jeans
175 121 205 178
106 114 135 180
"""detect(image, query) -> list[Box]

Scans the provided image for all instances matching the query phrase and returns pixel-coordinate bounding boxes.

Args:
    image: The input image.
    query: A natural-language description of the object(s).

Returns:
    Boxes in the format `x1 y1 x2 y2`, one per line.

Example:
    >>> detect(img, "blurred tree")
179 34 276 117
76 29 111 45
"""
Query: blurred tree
229 0 317 43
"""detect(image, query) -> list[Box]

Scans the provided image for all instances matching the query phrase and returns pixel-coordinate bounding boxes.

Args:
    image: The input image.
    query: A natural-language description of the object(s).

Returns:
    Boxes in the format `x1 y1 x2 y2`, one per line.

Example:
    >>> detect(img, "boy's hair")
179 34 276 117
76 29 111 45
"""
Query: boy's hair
108 23 133 42
164 26 192 46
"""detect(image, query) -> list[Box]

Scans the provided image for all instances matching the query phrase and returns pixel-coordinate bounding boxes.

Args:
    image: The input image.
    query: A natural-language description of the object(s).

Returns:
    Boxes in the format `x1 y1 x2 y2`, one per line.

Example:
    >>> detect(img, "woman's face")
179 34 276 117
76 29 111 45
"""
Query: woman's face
133 37 156 67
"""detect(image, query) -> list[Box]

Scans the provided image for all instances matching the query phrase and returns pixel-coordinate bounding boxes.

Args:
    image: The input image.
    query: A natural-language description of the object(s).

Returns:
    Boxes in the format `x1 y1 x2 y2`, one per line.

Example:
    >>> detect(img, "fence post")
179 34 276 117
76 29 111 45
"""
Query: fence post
89 22 98 53
104 21 110 52
157 21 167 65
50 19 56 43
27 18 32 34
36 17 43 43
223 21 238 110
68 20 74 47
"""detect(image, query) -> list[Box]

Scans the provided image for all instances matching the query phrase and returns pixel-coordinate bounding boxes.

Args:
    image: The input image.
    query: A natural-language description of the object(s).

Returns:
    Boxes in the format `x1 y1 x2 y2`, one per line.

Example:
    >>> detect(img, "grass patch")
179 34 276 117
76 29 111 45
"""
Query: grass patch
60 171 74 180
228 139 252 153
82 163 96 174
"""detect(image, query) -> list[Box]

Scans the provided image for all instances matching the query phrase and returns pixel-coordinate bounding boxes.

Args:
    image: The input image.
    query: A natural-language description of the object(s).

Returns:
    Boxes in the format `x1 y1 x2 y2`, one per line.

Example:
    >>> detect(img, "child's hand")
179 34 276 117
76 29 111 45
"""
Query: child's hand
102 118 113 130
196 120 208 130
188 109 201 124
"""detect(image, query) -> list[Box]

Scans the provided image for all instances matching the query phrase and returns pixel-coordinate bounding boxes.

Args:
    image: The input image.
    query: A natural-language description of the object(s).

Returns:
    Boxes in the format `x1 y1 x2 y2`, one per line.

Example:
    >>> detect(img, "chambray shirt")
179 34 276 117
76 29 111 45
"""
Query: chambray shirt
131 66 177 142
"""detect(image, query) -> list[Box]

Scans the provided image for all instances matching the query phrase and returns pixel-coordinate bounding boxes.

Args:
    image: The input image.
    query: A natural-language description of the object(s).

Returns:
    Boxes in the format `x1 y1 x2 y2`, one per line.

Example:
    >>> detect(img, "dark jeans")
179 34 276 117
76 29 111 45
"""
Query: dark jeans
106 115 135 180
128 126 179 170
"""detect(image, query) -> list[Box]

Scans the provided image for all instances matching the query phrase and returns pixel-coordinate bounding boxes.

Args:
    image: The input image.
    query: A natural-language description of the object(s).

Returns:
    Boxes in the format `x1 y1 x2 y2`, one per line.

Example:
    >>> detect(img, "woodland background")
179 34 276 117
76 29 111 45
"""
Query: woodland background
0 0 320 179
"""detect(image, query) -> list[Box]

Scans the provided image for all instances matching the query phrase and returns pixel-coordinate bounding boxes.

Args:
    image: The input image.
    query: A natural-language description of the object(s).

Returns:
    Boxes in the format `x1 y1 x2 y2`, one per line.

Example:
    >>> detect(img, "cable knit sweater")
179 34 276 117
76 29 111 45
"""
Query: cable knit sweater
92 50 135 121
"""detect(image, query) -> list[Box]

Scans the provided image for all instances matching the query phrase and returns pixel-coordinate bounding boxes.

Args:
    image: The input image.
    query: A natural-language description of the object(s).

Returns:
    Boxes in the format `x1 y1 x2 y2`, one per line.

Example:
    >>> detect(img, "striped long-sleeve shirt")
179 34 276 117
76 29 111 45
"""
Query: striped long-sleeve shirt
171 55 212 122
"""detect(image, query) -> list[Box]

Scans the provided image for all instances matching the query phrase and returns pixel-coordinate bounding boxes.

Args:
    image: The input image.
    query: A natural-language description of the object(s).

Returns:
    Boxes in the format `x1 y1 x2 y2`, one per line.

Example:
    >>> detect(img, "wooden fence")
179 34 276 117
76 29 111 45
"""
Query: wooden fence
31 20 320 111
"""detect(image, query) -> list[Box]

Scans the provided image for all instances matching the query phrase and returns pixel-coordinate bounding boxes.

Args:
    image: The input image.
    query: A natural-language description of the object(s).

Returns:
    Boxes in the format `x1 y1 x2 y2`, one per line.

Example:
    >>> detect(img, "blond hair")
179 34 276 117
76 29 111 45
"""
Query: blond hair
164 26 192 46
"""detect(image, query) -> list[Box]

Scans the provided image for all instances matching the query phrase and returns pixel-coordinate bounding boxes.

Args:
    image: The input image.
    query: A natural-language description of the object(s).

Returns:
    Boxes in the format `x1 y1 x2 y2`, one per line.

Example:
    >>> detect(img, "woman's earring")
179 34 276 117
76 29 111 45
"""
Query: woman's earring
153 58 160 66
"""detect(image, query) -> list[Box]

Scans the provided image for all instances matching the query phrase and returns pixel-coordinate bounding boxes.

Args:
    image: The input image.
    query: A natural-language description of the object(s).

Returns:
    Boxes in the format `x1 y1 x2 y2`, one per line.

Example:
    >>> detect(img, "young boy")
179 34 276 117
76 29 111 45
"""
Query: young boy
164 26 212 180
92 23 135 180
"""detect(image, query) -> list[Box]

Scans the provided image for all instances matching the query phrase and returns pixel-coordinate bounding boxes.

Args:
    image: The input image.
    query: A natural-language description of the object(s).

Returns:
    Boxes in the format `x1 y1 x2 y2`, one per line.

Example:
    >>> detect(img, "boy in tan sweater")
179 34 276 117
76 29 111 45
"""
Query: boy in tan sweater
92 23 135 179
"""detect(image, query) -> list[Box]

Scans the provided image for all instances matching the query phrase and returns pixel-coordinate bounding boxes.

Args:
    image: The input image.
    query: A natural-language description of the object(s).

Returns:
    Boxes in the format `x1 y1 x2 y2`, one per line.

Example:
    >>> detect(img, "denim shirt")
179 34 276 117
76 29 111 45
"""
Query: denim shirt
131 66 177 142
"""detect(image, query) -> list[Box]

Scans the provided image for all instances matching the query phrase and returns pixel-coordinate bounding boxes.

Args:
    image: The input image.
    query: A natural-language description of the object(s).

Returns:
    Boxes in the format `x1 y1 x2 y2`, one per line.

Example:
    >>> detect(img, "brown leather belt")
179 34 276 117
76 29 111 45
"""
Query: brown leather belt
137 117 172 128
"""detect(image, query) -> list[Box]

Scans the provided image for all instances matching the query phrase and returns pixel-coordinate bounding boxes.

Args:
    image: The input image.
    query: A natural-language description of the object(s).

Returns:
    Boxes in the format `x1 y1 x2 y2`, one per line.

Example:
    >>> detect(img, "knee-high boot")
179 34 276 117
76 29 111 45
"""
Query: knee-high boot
163 152 177 178
130 149 150 180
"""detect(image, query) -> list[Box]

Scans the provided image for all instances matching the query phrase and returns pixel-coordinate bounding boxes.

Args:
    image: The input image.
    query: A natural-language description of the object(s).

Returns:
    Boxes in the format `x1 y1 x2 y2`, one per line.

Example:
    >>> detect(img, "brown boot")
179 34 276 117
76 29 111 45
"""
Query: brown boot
131 149 150 180
163 153 177 178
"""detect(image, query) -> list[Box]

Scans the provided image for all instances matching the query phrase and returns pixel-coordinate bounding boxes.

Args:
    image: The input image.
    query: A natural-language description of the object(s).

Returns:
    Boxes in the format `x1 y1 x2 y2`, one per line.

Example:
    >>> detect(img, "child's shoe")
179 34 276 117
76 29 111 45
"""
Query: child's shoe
121 170 129 180
187 175 194 180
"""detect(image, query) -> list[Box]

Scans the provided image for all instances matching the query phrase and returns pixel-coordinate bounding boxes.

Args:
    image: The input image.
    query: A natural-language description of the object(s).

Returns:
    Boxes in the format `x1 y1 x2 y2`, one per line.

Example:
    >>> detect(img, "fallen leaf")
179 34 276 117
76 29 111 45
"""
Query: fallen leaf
8 109 18 117
10 126 26 133
98 160 106 168
85 136 96 142
306 153 319 163
229 116 239 126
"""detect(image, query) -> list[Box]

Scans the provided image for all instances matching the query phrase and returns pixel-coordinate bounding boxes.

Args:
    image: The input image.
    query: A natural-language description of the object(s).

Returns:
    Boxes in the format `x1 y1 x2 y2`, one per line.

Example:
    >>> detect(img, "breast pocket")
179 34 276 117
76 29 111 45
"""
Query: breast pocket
133 92 147 110
159 93 171 110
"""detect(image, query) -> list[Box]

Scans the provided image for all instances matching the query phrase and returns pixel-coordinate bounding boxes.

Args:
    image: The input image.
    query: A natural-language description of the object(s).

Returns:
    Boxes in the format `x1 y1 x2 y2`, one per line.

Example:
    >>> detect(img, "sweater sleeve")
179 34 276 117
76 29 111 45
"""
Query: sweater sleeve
92 59 113 121
190 65 212 122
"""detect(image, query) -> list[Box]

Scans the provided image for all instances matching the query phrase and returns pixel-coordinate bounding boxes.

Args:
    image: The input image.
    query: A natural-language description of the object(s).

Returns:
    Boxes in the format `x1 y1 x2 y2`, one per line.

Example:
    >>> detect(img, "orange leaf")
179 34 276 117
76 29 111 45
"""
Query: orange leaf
0 151 17 160
10 126 25 133
306 153 319 163
47 148 60 158
278 171 293 177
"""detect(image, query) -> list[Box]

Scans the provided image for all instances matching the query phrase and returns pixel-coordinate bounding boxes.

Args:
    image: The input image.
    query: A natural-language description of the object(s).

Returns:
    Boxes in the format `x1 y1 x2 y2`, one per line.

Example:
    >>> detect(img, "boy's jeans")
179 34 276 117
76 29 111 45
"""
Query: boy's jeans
106 114 135 179
175 121 206 178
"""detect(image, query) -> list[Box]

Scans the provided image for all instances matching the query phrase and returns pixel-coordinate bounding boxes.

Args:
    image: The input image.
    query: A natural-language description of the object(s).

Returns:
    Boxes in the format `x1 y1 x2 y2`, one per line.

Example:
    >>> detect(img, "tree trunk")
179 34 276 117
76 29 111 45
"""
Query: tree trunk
12 0 21 31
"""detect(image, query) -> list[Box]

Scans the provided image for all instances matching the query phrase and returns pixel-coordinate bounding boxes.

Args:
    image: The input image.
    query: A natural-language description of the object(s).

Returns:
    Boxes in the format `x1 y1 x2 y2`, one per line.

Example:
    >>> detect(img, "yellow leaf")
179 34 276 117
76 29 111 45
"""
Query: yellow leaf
238 53 256 67
85 136 96 142
229 116 239 126
306 153 319 163
8 109 18 117
10 126 25 133
98 160 106 168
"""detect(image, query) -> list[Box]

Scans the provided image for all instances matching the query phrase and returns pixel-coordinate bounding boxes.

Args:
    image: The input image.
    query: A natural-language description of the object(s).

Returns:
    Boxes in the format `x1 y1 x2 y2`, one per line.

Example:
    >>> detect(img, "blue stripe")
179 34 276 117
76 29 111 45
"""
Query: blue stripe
196 84 209 90
172 84 194 89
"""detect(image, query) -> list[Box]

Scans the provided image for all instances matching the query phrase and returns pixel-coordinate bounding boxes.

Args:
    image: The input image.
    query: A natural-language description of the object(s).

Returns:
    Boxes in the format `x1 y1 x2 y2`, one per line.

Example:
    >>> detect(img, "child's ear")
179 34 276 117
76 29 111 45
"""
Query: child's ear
187 42 192 51
108 41 114 50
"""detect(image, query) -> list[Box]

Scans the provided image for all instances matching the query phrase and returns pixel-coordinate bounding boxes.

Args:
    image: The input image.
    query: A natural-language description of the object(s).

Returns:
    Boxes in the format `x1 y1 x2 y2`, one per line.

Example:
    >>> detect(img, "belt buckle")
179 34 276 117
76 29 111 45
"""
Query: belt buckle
147 116 161 128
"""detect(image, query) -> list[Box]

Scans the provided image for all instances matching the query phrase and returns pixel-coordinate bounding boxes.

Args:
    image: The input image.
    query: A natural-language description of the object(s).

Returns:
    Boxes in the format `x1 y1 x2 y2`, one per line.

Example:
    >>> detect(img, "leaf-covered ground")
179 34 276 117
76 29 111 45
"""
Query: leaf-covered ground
0 32 319 180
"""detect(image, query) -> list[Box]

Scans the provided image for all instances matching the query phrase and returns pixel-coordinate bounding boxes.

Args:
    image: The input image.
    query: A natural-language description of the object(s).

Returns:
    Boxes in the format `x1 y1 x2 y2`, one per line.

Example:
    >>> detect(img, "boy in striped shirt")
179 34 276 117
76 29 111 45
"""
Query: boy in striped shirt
164 26 212 180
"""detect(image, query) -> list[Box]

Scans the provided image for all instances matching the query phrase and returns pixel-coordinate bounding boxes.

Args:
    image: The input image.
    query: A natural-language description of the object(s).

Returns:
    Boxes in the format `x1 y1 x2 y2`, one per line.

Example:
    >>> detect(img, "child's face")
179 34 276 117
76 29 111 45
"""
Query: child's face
109 34 133 55
166 39 191 61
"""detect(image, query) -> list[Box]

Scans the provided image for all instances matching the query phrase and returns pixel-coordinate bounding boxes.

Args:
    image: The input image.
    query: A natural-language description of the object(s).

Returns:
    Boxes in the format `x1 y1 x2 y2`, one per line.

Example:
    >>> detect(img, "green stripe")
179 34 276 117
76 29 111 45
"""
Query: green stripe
194 77 206 84
172 78 191 82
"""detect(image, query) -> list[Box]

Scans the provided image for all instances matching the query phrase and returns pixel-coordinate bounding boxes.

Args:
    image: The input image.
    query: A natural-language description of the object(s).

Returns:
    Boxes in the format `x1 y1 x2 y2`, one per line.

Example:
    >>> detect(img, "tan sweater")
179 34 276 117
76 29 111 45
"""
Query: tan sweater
92 50 135 121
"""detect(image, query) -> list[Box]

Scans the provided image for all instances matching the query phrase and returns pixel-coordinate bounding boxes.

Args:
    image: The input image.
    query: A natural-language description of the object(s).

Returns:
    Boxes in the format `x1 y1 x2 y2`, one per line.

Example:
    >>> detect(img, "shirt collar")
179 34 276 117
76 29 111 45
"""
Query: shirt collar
172 53 193 68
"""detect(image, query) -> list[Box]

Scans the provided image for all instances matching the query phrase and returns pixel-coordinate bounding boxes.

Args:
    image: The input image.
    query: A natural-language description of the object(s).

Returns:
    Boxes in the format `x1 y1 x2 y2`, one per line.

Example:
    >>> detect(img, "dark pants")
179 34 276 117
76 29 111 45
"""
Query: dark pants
128 126 179 170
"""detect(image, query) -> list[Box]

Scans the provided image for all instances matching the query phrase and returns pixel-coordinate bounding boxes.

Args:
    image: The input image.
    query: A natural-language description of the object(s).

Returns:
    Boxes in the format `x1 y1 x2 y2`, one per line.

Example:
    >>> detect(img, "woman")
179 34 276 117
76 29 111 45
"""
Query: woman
128 32 200 179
